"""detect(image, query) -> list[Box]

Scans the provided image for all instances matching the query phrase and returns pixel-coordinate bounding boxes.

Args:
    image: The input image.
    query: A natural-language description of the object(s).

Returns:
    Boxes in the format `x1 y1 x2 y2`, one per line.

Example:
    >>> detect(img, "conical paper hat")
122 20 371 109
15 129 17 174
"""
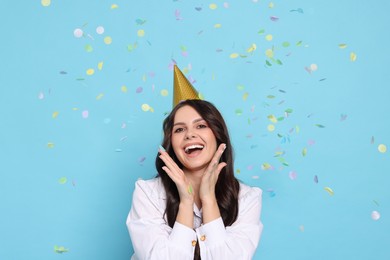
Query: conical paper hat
173 65 200 107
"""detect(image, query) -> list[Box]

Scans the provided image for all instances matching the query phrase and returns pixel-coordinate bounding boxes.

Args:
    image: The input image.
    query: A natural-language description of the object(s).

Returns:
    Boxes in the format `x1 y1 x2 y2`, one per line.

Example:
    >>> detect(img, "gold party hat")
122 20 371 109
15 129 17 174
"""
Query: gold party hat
173 65 200 107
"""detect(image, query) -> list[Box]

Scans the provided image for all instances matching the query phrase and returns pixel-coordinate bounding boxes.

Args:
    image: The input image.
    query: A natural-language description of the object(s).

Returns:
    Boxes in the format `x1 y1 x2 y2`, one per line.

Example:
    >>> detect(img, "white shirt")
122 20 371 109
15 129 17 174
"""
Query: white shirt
126 177 263 260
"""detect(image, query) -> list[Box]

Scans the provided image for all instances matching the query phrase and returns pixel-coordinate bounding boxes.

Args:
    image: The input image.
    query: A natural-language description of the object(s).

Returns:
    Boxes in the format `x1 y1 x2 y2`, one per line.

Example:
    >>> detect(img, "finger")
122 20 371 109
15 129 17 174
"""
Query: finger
206 143 227 173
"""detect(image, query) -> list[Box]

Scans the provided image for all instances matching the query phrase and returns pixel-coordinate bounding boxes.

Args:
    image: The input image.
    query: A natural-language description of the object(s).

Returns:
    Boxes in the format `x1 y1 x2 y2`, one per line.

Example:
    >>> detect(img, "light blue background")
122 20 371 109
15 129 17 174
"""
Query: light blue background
1 1 389 259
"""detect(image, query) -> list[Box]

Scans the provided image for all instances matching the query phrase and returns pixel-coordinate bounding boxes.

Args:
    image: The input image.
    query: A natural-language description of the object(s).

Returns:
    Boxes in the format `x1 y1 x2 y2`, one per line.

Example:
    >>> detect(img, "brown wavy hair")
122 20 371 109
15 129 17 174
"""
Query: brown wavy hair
155 99 240 259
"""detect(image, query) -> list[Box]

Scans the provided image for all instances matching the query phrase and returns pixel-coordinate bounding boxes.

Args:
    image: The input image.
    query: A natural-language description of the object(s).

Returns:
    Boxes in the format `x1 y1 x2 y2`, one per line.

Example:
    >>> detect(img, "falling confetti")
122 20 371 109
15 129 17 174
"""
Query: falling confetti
270 16 279 22
289 171 297 180
47 142 55 149
104 36 112 45
58 177 67 184
141 104 150 112
136 87 143 93
85 44 93 52
38 92 44 99
339 43 347 49
230 53 239 59
161 89 168 96
96 26 105 34
74 28 83 38
111 4 119 9
324 187 334 196
350 52 357 62
54 245 68 254
121 86 128 93
86 69 94 75
82 110 89 118
378 144 387 153
137 29 145 37
267 124 275 132
41 0 51 7
314 175 319 183
96 93 104 100
302 148 307 156
265 34 273 41
371 211 380 221
98 62 104 70
52 111 59 119
209 3 218 10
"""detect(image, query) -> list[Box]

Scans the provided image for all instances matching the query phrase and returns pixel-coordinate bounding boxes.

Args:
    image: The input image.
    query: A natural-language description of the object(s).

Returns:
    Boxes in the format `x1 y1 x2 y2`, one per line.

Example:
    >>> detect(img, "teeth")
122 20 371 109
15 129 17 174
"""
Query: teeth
184 144 204 153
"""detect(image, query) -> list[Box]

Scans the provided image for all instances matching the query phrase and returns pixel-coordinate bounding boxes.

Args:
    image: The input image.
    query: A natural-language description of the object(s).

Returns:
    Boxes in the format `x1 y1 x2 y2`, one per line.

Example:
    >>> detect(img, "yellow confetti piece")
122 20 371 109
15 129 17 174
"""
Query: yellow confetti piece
209 3 217 10
378 144 387 153
161 89 168 96
142 74 147 82
310 64 318 71
350 52 357 62
141 104 150 112
121 85 128 93
104 36 112 45
214 24 222 28
230 53 239 59
302 148 307 156
242 92 249 101
236 169 241 174
261 163 272 170
149 106 155 112
52 111 59 119
58 177 67 184
267 114 278 123
247 43 257 53
137 29 145 37
267 124 275 132
265 49 274 58
295 125 300 133
339 43 347 49
269 2 274 8
265 34 273 41
47 142 55 148
111 4 119 9
41 0 51 7
96 93 104 100
72 108 79 111
86 68 95 75
98 62 103 70
324 187 334 196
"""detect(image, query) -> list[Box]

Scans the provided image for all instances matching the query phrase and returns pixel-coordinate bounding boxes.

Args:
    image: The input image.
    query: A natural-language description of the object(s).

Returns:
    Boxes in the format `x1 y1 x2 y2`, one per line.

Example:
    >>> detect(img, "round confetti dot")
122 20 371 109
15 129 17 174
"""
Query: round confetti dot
230 53 239 59
265 49 274 58
82 110 89 118
104 36 112 45
41 0 51 7
267 124 275 132
74 28 83 38
86 69 95 75
85 44 93 52
310 64 318 71
265 34 273 41
209 3 217 10
160 89 168 96
378 144 387 153
96 26 105 34
136 87 143 93
371 211 380 221
141 104 150 112
137 29 145 37
121 86 128 93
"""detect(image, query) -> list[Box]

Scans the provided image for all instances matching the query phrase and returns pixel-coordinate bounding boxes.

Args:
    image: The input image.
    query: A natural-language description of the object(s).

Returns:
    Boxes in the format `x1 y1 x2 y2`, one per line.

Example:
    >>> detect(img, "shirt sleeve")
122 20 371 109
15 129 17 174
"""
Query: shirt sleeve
126 180 197 260
195 186 263 260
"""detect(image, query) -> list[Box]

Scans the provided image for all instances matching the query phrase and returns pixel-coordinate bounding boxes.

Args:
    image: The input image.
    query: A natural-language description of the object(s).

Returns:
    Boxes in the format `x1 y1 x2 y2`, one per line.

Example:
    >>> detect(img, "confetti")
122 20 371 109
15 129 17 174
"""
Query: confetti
267 114 277 123
324 187 334 196
339 43 347 49
86 69 94 75
41 0 51 7
104 36 112 45
267 124 275 132
54 245 68 254
111 4 119 9
138 157 146 163
371 211 380 221
230 53 239 59
82 110 89 118
378 144 387 153
47 142 55 148
209 3 217 10
136 87 143 93
282 41 290 47
269 2 274 8
98 62 103 70
247 44 257 53
242 92 249 101
223 2 229 8
121 85 128 93
141 104 150 112
310 64 318 71
74 28 83 38
187 184 193 194
174 9 182 20
261 163 272 170
85 44 93 52
289 171 297 180
96 93 104 100
265 34 273 41
58 177 67 184
161 89 168 96
52 111 59 119
314 175 319 183
137 29 145 37
350 52 357 62
214 24 222 28
96 26 105 34
340 114 348 121
38 92 44 99
299 225 305 232
270 16 279 22
302 148 307 156
136 19 146 25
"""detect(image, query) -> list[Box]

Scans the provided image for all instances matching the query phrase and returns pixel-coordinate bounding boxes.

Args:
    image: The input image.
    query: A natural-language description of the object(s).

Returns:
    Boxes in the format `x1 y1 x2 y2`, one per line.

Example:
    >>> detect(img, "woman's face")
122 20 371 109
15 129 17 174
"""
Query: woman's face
171 105 217 173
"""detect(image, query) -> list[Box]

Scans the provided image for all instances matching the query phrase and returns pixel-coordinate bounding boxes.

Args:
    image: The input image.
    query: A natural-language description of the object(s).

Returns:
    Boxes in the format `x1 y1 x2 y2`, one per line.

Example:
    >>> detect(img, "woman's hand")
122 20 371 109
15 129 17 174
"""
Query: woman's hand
199 143 227 205
159 147 194 204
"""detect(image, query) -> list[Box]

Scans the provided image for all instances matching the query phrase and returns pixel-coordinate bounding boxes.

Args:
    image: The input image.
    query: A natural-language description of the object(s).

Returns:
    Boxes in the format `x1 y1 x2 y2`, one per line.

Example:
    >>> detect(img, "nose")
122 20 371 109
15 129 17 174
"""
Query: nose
185 131 196 140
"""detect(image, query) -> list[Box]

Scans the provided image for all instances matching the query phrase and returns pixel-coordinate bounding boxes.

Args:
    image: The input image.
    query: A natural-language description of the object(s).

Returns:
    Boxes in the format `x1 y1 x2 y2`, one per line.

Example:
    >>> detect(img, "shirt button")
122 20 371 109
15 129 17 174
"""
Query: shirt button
192 240 197 247
200 235 206 241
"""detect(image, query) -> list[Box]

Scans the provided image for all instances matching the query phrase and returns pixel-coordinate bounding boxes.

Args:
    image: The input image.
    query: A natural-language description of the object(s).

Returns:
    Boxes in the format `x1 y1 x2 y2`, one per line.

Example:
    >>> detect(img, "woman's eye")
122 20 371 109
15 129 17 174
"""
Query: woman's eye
197 124 207 129
174 127 184 133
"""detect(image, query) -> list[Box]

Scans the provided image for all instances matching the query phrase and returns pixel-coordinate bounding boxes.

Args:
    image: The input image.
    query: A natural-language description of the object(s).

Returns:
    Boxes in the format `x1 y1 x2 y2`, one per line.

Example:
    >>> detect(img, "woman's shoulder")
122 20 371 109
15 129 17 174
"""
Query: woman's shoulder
134 177 166 199
238 181 262 201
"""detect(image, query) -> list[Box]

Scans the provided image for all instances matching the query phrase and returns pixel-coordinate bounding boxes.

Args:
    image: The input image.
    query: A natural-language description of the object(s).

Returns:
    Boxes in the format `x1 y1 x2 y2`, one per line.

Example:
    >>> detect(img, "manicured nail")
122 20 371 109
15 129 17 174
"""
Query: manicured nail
159 145 166 152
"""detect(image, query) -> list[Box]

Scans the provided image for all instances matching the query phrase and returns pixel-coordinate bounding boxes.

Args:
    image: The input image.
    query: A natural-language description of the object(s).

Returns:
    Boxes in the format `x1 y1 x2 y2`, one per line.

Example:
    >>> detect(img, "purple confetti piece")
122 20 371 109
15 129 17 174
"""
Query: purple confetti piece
270 16 279 21
314 175 318 183
138 156 146 163
136 87 143 93
175 9 182 20
195 7 202 11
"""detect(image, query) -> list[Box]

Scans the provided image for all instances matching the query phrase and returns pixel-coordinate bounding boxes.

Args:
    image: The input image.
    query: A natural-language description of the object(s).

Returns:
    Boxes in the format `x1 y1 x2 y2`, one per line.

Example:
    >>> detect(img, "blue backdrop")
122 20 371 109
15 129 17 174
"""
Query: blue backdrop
0 1 389 259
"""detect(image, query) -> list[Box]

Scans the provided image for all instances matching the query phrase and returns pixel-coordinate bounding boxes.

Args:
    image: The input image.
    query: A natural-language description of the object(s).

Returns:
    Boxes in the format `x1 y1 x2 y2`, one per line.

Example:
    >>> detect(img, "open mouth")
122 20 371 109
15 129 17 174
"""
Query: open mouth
184 144 204 154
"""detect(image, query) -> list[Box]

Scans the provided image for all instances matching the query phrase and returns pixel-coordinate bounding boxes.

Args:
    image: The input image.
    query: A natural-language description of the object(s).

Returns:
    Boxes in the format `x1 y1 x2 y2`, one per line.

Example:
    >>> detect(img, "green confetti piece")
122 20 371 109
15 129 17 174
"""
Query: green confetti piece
237 85 245 91
54 245 69 254
58 177 67 184
235 109 243 116
258 29 265 34
267 95 275 99
302 148 307 156
285 108 293 113
276 59 283 65
85 44 93 52
296 41 303 46
265 60 272 66
282 41 290 47
277 117 284 122
315 124 325 128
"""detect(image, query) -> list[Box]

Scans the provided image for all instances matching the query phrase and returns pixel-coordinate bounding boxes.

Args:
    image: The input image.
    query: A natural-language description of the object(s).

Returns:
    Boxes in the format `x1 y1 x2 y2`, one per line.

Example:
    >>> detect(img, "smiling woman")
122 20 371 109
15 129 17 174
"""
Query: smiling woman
126 67 263 260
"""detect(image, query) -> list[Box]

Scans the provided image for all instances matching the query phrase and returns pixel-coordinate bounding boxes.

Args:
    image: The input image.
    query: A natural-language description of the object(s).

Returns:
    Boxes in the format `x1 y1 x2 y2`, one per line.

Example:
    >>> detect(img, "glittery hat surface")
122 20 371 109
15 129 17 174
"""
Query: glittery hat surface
173 65 200 107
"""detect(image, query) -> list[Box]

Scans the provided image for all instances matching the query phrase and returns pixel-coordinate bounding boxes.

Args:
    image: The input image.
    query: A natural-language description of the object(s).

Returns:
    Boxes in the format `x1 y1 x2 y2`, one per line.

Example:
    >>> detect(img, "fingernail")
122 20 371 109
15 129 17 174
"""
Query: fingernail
159 145 166 152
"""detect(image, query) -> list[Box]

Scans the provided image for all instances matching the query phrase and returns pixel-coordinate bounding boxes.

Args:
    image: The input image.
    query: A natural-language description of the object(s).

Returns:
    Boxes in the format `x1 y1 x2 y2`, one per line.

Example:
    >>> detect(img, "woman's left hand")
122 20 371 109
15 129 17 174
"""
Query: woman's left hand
199 143 227 204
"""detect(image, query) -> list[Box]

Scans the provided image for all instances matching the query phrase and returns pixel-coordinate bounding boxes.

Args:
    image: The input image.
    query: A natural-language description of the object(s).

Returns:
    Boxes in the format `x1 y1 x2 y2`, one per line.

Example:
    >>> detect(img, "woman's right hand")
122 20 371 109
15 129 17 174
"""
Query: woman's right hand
159 147 194 204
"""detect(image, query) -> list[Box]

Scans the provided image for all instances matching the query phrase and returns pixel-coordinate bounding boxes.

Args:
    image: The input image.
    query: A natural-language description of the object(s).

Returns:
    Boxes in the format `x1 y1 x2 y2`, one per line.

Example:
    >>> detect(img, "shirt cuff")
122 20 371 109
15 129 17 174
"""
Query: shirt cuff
196 217 226 247
170 221 197 253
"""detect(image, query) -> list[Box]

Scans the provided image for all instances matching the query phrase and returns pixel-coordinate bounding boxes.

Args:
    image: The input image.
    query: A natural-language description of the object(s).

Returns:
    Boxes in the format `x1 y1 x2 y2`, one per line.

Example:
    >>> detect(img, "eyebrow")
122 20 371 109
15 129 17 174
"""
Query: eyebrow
173 118 205 127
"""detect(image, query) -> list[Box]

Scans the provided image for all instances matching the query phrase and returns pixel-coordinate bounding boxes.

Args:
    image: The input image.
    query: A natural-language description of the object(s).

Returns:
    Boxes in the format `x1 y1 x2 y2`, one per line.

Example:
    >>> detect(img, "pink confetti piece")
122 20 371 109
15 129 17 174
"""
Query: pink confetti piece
247 165 254 171
308 139 316 146
289 171 297 180
82 110 89 118
175 9 182 20
371 211 380 221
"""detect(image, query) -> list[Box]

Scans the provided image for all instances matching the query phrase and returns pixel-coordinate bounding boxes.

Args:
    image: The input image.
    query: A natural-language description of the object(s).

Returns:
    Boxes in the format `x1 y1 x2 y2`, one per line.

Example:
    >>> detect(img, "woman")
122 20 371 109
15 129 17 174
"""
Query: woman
126 99 263 259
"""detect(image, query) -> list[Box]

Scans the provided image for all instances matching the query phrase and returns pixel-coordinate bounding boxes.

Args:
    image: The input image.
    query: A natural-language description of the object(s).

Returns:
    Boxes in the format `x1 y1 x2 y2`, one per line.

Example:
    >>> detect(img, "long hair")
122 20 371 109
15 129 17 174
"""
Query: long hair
155 99 240 259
